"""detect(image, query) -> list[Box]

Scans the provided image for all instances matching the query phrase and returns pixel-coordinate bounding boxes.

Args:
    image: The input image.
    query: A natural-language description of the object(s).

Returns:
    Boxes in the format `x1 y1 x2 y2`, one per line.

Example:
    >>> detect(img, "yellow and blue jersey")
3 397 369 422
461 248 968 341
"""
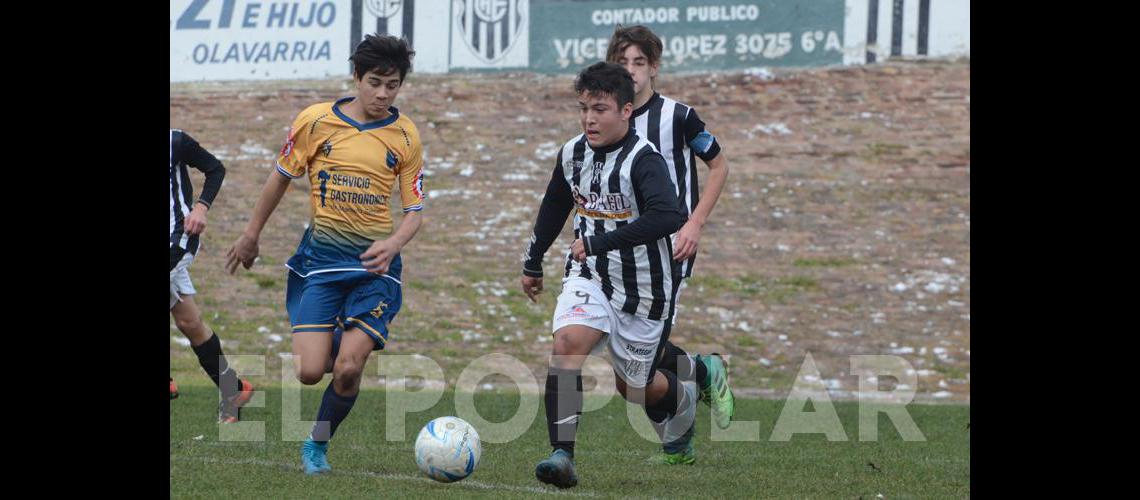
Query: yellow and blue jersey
276 98 425 279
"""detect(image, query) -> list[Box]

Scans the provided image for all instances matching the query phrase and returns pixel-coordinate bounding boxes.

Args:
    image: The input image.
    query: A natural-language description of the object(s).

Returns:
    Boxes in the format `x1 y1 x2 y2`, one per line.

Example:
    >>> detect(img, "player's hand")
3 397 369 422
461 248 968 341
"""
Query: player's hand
226 233 260 274
361 238 399 275
673 220 701 261
570 238 588 263
521 275 544 303
185 204 208 235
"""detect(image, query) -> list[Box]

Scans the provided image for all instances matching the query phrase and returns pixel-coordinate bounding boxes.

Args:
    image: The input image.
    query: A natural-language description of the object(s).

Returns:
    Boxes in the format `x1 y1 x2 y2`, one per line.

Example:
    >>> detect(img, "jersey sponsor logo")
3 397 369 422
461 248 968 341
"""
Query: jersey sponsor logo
624 343 655 357
571 185 589 207
318 170 331 207
557 304 597 322
571 186 633 220
330 173 372 189
325 190 389 206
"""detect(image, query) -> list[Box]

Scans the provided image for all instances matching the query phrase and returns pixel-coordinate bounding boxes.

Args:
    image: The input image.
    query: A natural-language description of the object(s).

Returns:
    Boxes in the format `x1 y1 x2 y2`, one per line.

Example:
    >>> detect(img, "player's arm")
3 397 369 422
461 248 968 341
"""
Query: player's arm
178 132 226 236
674 109 727 261
576 151 685 259
225 169 291 274
521 160 575 302
226 112 313 274
361 212 423 275
361 135 427 274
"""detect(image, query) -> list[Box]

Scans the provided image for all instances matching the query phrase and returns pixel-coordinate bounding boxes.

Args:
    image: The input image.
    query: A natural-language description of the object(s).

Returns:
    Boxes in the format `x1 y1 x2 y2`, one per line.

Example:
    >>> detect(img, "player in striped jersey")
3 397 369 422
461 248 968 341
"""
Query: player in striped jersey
521 62 693 488
224 35 425 476
168 129 254 420
608 25 736 444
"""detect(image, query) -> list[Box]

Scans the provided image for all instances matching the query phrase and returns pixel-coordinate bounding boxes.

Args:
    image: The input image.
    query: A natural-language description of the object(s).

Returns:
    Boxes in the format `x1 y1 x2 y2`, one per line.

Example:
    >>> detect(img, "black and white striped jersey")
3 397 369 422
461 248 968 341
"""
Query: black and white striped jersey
630 92 722 279
523 128 686 321
170 129 225 270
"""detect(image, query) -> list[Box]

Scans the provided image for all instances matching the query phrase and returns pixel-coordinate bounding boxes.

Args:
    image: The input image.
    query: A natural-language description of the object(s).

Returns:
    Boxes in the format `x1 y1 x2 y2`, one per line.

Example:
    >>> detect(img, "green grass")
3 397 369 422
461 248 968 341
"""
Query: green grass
794 257 857 268
256 275 282 289
735 335 762 348
864 142 907 157
687 274 820 304
171 384 969 498
933 363 969 381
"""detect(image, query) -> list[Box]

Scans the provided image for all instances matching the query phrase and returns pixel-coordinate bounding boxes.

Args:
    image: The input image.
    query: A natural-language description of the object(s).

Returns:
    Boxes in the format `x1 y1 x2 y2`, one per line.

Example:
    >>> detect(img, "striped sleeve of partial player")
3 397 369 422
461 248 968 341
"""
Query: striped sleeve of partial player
677 103 719 279
169 129 197 257
632 95 722 218
632 95 721 279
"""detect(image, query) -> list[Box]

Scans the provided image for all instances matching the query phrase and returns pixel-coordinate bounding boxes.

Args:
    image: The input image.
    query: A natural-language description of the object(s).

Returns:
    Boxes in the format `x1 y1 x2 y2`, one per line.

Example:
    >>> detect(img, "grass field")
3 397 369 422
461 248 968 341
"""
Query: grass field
170 383 969 498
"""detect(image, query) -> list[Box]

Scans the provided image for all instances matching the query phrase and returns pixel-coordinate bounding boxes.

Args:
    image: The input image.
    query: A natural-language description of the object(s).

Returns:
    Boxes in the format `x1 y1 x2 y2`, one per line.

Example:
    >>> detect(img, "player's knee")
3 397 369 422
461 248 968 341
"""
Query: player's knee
174 314 203 335
295 366 324 385
552 335 570 355
333 356 363 382
614 377 629 398
616 381 643 403
551 333 583 361
616 378 651 405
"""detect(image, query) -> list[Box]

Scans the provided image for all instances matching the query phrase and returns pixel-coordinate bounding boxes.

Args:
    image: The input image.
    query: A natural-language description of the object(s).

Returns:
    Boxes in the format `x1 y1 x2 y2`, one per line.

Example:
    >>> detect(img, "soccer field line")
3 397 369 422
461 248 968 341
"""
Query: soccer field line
171 455 599 497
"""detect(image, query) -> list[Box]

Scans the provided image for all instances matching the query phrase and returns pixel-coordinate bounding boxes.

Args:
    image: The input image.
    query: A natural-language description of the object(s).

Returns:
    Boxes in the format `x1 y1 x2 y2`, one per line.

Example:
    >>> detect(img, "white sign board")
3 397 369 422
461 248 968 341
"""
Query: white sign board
171 0 353 82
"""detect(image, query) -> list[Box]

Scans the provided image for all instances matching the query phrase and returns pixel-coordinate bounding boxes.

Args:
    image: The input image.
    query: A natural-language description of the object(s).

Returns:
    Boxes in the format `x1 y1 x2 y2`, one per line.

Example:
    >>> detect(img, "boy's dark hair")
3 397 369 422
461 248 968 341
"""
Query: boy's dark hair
350 34 416 81
606 24 663 67
574 62 635 108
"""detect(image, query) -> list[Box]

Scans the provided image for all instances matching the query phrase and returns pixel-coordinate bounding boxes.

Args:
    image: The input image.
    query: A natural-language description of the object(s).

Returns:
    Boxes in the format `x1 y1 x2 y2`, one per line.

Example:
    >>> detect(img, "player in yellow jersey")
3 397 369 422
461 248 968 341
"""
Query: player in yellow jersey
225 34 425 476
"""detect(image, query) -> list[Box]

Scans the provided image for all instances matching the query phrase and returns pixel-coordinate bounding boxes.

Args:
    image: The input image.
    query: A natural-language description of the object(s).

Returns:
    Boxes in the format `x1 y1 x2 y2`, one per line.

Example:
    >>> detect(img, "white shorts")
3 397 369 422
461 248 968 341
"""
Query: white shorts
552 277 665 389
170 253 197 309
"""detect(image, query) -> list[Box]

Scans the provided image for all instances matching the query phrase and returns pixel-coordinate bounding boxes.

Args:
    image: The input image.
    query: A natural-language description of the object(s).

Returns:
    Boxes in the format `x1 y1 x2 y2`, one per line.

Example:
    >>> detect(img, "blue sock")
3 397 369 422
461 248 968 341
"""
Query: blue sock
310 382 357 443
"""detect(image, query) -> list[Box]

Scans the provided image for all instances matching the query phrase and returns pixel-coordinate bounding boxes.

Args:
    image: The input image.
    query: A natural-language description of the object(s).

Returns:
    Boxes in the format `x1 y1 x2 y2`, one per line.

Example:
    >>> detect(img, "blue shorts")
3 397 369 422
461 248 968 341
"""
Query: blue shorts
285 270 402 350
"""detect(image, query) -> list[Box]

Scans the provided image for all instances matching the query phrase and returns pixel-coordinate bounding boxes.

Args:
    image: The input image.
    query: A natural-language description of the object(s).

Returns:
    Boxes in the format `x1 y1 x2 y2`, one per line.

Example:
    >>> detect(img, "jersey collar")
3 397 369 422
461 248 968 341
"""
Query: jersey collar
332 97 400 131
630 92 661 118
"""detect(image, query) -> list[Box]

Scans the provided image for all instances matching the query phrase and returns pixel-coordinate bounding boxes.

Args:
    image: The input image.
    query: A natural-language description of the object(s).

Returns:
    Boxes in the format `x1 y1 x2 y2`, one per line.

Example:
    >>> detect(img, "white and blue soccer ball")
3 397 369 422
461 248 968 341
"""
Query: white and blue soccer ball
414 416 481 483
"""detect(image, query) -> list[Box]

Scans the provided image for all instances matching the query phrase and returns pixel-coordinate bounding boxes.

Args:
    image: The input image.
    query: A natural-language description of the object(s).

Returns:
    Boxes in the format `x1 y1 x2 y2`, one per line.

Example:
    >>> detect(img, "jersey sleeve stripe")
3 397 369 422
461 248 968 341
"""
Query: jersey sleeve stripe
275 162 302 179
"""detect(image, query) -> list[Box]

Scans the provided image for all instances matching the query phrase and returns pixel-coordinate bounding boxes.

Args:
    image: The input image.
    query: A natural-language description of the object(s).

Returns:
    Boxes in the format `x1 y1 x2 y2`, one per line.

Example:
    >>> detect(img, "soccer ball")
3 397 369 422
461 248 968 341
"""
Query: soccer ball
414 416 482 483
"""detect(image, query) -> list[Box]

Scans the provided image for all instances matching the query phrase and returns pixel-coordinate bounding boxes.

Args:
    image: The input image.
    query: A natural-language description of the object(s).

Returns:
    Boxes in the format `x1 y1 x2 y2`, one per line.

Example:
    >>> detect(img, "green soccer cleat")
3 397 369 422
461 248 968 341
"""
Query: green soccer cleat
648 441 695 465
698 353 735 429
